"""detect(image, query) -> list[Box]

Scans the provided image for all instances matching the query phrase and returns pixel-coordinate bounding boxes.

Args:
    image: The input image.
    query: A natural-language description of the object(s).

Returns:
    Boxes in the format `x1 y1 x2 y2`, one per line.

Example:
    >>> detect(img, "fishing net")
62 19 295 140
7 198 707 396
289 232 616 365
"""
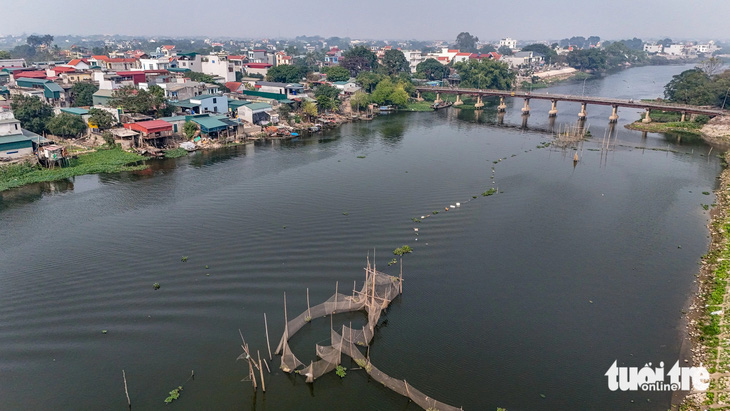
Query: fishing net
273 260 461 410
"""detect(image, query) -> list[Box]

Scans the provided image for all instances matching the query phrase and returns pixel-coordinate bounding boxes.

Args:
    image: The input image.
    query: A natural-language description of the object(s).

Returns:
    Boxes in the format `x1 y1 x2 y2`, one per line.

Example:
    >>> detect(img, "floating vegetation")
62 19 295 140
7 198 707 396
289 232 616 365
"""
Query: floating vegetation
164 386 183 404
412 217 421 223
282 225 287 229
153 282 160 290
181 256 188 262
482 188 497 196
704 192 711 195
472 195 477 199
432 210 439 214
343 212 349 216
388 258 398 266
355 358 373 372
702 204 710 210
164 148 188 159
393 245 413 256
102 330 108 334
492 161 499 164
335 365 347 378
357 155 366 159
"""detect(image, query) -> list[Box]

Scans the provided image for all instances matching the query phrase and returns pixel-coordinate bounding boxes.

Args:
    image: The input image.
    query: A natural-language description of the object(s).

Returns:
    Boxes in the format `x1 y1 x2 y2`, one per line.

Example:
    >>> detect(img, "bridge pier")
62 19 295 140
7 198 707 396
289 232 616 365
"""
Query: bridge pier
680 112 686 122
416 91 423 102
521 98 530 114
434 93 442 104
453 94 463 106
609 105 619 123
548 99 558 117
642 108 652 123
497 112 505 125
498 96 507 112
474 95 484 109
521 114 529 129
578 102 587 120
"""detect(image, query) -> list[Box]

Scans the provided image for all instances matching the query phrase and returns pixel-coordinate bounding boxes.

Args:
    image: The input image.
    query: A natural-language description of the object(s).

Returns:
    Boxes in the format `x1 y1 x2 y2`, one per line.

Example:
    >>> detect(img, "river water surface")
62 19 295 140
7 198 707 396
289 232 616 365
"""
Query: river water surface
0 64 720 410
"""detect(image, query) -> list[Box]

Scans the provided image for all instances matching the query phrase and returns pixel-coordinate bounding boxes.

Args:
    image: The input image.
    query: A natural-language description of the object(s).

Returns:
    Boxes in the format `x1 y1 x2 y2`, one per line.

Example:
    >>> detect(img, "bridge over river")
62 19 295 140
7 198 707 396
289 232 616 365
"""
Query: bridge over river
415 86 728 123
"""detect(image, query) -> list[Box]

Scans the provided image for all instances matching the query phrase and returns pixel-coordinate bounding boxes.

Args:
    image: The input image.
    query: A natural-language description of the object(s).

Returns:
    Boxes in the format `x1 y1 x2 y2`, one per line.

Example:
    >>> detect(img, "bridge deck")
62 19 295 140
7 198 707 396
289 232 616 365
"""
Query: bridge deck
415 87 727 116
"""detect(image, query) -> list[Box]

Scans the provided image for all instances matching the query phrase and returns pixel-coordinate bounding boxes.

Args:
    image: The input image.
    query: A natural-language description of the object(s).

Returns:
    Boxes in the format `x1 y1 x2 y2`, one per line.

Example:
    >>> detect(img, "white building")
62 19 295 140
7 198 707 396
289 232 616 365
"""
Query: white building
499 38 518 50
643 43 663 54
0 111 34 159
139 57 176 71
664 44 685 56
189 94 228 114
200 55 236 82
401 50 424 72
237 102 273 125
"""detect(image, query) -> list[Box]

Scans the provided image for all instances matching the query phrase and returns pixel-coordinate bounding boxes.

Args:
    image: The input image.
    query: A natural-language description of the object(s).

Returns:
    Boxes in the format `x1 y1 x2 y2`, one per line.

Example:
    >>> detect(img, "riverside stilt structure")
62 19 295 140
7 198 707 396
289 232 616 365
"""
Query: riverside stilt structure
548 99 558 117
609 105 619 123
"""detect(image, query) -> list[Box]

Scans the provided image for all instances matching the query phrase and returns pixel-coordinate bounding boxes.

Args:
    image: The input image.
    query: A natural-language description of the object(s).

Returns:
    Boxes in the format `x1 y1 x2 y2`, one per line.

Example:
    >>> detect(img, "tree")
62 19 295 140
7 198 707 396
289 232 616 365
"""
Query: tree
664 69 716 105
46 113 87 137
478 44 496 54
10 44 36 60
566 48 608 71
316 94 337 112
380 50 410 76
278 104 292 121
356 71 384 93
658 38 673 48
10 95 53 134
27 34 54 48
371 78 395 105
110 85 169 116
340 45 379 76
325 66 350 82
416 58 450 81
350 90 370 112
453 59 515 90
389 85 409 107
302 101 318 121
88 108 116 130
497 46 513 56
183 121 199 139
454 32 479 53
0 50 10 59
71 82 98 107
698 57 725 76
266 65 306 83
314 83 340 100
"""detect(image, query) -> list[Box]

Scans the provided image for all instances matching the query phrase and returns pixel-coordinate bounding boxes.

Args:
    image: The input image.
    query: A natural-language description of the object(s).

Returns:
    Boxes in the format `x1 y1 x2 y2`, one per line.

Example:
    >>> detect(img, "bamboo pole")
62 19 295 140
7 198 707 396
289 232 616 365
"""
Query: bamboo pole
399 257 403 294
262 358 271 373
283 292 288 340
334 281 339 307
264 313 272 360
306 288 311 320
257 350 266 392
122 370 131 410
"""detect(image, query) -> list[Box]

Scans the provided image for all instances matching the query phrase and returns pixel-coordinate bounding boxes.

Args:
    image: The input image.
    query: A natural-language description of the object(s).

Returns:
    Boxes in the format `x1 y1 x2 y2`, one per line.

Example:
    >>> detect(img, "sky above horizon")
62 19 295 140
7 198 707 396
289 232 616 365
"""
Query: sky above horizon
4 0 728 42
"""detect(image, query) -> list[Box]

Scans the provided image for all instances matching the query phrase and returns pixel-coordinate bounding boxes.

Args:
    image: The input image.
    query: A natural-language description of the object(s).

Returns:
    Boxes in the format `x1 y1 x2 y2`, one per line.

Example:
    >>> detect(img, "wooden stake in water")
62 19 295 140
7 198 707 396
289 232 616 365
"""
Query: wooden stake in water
264 313 272 360
122 370 131 410
306 287 311 320
257 350 266 393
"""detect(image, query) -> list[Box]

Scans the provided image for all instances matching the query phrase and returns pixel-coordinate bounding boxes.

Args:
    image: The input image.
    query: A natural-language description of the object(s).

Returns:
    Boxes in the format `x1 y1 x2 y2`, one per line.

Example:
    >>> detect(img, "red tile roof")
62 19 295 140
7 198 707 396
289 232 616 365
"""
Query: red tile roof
124 120 172 134
228 55 246 60
92 55 110 61
455 52 471 56
162 45 175 50
14 71 47 79
53 66 77 73
67 58 89 66
225 81 242 91
108 58 138 63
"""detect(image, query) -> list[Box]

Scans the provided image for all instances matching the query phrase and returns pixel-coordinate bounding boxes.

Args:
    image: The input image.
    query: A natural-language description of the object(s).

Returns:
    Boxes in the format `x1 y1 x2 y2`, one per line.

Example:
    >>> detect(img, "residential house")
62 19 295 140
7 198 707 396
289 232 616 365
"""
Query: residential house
643 43 663 54
13 78 67 106
92 89 115 106
159 115 187 135
0 111 42 159
90 56 141 71
199 55 236 82
401 50 424 72
247 49 268 63
324 47 342 66
227 55 247 74
332 81 361 94
65 58 90 71
140 56 177 70
227 99 250 117
425 48 459 65
173 94 228 114
161 45 176 57
0 58 27 69
160 80 208 101
176 53 200 72
244 63 272 77
452 52 472 64
275 51 292 66
225 81 244 94
255 81 304 98
469 52 502 61
501 51 542 68
123 119 173 147
664 44 685 56
499 38 518 50
186 113 233 138
237 102 272 124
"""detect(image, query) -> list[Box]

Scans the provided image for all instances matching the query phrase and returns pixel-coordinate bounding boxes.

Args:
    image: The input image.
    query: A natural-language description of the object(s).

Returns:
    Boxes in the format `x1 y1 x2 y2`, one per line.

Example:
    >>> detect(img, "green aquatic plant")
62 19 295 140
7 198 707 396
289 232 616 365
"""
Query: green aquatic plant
393 245 412 256
388 258 398 266
412 218 421 223
335 365 347 378
164 386 183 403
153 282 160 290
181 256 188 262
482 188 497 196
357 155 366 159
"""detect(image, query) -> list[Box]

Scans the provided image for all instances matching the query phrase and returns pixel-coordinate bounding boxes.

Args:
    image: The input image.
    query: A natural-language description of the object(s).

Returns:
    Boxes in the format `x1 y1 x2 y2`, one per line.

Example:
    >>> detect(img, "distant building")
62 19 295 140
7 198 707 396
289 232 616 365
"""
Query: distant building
643 43 663 54
499 38 518 50
0 111 41 159
664 44 685 56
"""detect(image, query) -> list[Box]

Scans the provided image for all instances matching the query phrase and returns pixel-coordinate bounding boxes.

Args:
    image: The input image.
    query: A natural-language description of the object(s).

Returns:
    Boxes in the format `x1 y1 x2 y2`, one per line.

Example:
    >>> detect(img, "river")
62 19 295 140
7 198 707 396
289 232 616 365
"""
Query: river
0 64 718 410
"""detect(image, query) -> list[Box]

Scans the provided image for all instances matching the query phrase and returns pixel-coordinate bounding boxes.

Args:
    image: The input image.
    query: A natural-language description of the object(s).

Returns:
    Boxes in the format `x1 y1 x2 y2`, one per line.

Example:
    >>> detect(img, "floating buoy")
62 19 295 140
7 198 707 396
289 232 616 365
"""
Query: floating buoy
414 228 419 232
444 207 448 211
574 152 579 162
456 203 461 207
450 205 455 208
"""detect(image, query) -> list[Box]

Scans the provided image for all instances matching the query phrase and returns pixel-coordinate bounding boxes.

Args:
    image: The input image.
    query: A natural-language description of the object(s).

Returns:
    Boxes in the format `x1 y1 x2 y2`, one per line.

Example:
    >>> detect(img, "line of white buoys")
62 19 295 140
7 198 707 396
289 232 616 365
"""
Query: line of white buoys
414 228 419 232
456 203 461 207
450 205 455 209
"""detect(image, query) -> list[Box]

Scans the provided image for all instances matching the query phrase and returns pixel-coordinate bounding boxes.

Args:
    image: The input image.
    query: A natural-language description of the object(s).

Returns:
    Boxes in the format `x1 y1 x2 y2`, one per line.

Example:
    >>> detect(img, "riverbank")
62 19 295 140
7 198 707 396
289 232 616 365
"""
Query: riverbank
0 147 147 192
680 150 730 410
625 120 704 136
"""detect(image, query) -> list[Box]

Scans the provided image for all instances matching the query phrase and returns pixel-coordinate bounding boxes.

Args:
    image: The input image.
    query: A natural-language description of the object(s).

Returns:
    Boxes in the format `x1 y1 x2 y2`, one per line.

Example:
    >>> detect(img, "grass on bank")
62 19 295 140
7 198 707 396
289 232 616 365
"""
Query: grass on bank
164 147 189 158
403 101 434 112
0 146 148 192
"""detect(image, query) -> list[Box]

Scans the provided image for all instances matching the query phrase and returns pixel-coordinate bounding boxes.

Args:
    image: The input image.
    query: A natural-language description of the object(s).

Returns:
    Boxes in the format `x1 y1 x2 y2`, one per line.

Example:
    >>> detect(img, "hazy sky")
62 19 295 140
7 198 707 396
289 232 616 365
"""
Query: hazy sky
4 0 729 42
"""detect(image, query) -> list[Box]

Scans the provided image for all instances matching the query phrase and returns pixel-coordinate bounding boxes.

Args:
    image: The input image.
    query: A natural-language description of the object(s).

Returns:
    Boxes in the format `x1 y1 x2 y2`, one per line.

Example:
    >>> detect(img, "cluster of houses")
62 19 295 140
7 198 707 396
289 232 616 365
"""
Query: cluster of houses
642 40 721 58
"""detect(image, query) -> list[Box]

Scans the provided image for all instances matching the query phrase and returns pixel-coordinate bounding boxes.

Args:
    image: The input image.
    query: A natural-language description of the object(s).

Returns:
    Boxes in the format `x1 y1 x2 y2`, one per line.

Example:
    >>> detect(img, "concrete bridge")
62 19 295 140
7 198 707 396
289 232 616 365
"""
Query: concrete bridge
415 86 728 123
